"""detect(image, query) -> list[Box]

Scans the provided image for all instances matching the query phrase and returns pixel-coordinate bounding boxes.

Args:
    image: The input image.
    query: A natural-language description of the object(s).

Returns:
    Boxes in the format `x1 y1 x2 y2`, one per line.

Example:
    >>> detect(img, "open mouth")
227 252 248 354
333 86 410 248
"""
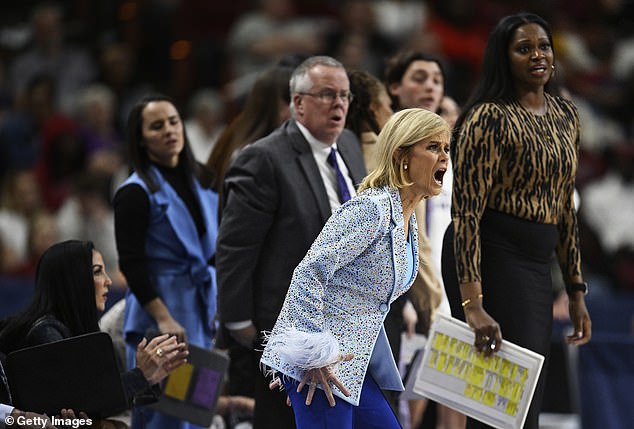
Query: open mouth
434 169 446 185
530 64 548 74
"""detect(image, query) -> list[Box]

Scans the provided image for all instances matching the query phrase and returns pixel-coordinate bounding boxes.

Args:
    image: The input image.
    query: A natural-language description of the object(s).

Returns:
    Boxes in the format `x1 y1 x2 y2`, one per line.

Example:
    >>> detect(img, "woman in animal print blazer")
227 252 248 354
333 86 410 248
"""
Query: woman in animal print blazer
441 13 592 429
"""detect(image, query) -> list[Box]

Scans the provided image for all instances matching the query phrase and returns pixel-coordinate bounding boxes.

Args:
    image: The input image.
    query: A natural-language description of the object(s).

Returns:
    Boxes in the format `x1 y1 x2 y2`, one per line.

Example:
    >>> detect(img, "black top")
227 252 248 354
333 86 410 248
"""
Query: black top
114 163 205 305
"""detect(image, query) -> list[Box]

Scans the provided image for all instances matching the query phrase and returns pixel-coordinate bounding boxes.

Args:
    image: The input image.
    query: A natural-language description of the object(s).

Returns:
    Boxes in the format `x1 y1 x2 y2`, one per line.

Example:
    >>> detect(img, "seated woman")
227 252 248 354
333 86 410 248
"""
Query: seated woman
0 240 188 411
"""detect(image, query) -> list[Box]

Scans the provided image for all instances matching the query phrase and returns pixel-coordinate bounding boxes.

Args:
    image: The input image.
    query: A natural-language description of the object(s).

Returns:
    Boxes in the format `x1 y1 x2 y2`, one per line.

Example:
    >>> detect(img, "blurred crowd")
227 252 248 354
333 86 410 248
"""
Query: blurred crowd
0 0 632 302
0 1 631 428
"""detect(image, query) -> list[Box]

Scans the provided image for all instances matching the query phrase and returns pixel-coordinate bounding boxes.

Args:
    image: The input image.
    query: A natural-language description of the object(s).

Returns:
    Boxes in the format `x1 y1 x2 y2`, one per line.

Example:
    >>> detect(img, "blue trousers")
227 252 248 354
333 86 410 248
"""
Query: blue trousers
284 375 402 429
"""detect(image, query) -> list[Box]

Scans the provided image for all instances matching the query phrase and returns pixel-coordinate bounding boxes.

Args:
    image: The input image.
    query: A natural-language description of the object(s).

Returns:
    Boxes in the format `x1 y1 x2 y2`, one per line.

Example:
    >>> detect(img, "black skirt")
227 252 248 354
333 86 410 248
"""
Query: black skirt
441 209 557 429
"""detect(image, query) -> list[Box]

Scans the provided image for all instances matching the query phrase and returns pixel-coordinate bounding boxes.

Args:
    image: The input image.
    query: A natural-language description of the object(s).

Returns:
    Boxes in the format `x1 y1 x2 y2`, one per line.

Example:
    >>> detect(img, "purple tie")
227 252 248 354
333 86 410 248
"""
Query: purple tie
327 147 351 203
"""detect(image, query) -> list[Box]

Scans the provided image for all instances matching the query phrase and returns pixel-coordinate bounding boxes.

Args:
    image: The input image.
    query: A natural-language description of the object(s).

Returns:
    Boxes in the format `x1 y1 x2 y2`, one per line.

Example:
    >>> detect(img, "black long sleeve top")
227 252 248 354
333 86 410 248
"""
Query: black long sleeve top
114 163 205 306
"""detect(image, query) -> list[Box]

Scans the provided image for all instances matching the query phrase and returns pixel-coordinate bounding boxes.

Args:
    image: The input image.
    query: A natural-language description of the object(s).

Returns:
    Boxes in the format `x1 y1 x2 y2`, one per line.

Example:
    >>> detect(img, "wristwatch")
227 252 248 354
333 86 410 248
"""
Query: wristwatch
565 281 588 296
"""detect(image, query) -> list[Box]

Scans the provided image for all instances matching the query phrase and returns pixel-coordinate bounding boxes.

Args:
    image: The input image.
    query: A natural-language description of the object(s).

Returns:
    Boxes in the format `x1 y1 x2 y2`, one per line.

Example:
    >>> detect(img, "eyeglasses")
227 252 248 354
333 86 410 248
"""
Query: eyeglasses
298 89 354 104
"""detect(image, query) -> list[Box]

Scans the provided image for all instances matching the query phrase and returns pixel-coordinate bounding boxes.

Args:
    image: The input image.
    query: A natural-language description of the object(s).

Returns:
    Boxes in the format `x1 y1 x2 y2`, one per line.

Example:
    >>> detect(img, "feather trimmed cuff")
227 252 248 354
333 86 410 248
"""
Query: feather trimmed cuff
263 327 341 370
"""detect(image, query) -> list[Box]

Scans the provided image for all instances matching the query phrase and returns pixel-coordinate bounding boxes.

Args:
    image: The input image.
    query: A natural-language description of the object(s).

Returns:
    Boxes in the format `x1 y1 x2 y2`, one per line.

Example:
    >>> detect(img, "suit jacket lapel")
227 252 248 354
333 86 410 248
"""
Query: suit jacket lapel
386 188 408 300
337 130 367 187
288 121 332 223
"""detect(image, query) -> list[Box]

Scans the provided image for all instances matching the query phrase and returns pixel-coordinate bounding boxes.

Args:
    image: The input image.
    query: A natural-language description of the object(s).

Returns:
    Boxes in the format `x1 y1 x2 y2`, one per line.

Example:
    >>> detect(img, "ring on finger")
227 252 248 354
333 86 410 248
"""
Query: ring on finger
156 348 164 357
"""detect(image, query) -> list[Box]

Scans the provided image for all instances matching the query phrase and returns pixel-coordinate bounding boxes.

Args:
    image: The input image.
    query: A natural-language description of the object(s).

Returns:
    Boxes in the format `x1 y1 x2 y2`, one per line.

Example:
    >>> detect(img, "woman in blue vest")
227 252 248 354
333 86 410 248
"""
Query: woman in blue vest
114 94 219 429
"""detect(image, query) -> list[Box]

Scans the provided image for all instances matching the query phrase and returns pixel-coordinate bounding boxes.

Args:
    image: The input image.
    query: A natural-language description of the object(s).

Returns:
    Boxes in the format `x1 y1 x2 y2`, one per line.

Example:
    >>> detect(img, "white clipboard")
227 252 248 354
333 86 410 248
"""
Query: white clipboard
411 314 544 429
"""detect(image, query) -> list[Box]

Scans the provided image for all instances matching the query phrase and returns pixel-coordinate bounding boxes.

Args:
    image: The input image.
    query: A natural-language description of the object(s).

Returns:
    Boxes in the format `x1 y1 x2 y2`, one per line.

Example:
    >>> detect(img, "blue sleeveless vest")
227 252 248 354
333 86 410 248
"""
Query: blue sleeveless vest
120 166 218 349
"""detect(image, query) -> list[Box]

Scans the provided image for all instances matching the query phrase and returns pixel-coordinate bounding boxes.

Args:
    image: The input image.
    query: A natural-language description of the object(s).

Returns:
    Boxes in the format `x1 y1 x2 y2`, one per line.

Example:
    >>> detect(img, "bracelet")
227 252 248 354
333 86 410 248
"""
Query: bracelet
565 281 588 296
461 293 483 308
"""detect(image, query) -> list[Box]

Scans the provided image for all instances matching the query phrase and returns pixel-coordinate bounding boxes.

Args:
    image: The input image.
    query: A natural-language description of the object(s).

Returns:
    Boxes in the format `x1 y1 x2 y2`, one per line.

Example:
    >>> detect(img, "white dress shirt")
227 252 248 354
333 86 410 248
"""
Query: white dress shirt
296 121 356 212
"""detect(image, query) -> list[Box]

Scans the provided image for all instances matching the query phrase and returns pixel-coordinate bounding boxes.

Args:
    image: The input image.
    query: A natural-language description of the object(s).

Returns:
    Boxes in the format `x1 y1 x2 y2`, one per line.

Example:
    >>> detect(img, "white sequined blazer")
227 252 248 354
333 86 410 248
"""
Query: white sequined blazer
260 186 419 406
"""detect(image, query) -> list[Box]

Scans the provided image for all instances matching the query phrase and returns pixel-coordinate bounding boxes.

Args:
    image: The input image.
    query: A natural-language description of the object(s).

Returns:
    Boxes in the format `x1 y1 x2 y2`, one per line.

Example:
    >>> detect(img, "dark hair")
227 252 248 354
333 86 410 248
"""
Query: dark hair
126 94 201 193
0 240 99 354
454 12 555 135
383 51 446 111
346 69 385 138
206 65 293 192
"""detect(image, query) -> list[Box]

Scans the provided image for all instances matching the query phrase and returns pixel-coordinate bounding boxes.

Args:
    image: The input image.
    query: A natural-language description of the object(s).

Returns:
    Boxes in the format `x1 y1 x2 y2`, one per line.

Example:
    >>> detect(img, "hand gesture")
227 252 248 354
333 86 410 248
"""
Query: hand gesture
296 354 354 407
135 334 189 385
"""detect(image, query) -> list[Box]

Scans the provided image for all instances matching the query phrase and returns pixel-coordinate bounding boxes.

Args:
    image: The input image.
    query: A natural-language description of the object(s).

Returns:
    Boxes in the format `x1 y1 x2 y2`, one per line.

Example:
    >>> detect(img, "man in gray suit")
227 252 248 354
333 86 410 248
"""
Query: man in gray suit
216 56 366 428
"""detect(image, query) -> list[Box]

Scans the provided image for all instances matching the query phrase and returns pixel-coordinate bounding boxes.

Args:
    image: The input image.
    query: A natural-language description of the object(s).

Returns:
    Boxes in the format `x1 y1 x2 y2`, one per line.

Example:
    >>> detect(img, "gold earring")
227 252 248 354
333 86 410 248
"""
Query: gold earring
551 64 555 70
404 164 408 170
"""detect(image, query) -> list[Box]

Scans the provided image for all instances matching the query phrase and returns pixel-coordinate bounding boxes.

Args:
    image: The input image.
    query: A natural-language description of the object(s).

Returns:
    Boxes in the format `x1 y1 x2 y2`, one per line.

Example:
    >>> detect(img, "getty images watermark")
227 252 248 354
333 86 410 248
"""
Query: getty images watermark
4 413 92 428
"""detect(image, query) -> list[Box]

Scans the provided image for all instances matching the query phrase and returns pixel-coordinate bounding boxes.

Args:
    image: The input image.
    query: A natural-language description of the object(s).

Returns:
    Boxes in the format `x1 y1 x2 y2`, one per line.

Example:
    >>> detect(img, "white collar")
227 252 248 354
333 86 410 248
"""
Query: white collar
295 121 338 155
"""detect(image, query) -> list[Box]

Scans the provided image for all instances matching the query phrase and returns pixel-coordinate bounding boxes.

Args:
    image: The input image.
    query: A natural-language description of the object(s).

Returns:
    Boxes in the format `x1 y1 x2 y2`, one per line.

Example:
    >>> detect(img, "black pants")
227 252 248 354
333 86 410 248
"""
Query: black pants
441 210 556 429
253 349 296 429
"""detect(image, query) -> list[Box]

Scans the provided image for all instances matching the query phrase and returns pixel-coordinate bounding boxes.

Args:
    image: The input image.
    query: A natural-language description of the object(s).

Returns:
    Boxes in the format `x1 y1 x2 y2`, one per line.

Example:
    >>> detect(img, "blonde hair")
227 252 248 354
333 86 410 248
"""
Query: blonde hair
359 108 450 192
